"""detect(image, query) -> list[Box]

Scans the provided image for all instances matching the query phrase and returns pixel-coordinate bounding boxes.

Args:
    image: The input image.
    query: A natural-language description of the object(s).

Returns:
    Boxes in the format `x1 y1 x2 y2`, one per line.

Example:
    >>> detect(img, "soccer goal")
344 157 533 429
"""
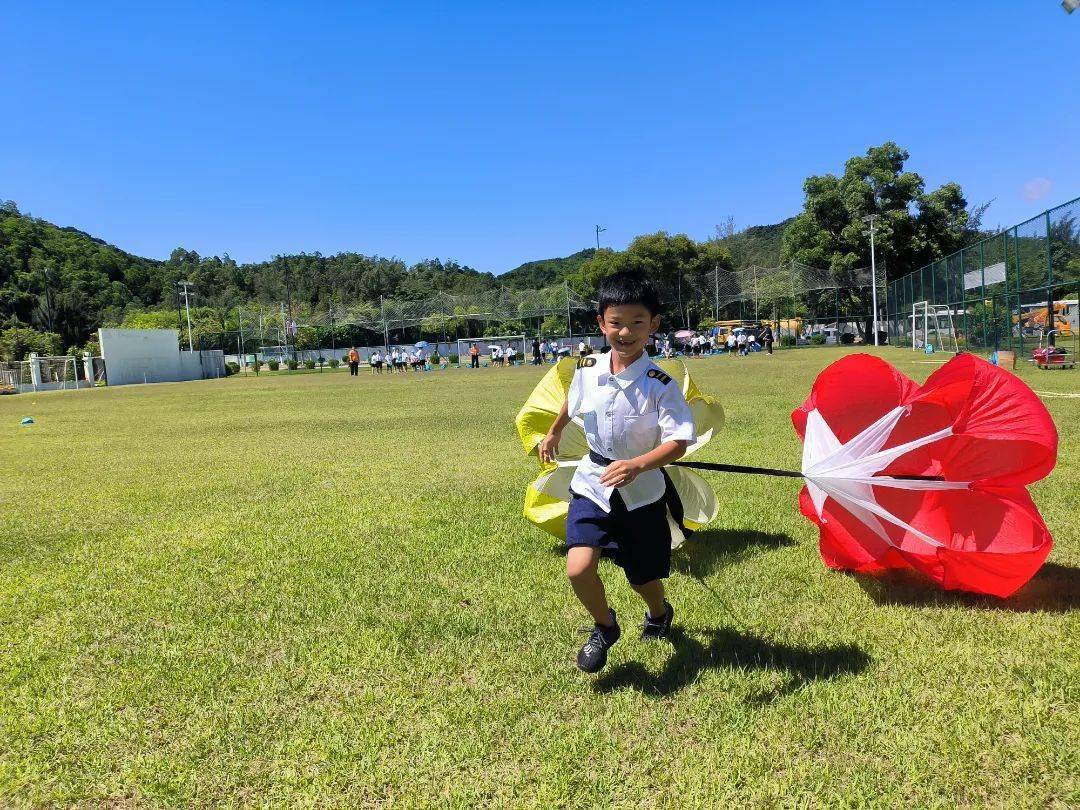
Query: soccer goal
912 302 958 354
457 335 527 367
11 356 80 392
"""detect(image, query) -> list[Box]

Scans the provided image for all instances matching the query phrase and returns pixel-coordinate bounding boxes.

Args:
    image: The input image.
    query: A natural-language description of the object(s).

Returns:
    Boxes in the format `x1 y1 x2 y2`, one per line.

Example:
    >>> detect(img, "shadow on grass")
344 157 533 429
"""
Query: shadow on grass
593 626 870 700
851 562 1080 613
675 528 796 578
549 527 796 567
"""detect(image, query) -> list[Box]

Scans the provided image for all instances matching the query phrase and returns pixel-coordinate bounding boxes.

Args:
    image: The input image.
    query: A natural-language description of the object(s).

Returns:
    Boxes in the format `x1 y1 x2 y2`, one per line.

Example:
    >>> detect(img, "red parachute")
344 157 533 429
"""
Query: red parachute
792 353 1058 598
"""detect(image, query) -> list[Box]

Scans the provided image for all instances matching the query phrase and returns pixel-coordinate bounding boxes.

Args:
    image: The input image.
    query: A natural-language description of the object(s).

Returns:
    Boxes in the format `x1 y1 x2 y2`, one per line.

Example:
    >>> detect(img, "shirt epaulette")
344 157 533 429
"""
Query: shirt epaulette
577 357 596 369
646 368 671 385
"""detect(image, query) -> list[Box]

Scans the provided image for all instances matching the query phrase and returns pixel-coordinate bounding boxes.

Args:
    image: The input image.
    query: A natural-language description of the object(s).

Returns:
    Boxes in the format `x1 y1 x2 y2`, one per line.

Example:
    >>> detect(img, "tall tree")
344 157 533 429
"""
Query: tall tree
781 142 975 282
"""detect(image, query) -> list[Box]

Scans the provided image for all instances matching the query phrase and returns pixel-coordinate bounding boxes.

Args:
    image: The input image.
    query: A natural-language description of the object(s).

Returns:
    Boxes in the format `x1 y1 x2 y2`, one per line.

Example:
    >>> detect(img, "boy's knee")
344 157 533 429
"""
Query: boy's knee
566 549 599 581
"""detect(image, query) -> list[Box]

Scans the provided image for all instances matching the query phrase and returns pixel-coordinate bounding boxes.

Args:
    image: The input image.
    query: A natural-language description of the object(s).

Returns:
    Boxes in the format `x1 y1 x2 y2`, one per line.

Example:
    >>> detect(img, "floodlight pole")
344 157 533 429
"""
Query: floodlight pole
381 295 389 352
713 264 719 322
42 267 55 332
863 214 880 346
329 297 336 355
565 281 572 340
237 306 244 370
177 281 195 351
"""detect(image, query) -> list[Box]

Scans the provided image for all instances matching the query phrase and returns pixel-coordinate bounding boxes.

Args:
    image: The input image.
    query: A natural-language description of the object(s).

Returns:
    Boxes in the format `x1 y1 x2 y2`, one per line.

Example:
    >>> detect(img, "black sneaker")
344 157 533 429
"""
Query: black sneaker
576 610 621 673
641 600 674 640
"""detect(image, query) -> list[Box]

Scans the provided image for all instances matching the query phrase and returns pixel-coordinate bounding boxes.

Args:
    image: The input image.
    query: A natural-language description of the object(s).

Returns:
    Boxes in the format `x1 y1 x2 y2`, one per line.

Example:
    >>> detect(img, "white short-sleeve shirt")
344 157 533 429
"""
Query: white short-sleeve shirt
566 351 696 512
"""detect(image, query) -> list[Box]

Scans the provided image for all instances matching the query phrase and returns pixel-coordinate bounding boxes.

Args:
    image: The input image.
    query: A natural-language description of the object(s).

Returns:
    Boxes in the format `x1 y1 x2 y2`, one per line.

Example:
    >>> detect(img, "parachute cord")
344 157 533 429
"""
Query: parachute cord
681 568 751 634
672 460 803 478
672 460 944 482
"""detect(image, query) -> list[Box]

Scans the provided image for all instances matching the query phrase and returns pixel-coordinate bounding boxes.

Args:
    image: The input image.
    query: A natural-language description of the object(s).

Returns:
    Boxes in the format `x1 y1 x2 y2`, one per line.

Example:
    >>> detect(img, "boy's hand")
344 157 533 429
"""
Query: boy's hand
538 430 561 464
599 459 642 488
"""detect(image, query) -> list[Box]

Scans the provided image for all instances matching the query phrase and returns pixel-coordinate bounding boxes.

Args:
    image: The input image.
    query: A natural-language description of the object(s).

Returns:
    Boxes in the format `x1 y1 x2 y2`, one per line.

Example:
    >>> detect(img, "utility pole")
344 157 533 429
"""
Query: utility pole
284 266 295 361
237 306 244 370
713 264 719 322
565 281 572 340
280 302 288 357
328 295 336 356
42 267 55 333
595 225 606 251
863 214 880 346
380 295 389 352
177 281 196 351
678 270 685 328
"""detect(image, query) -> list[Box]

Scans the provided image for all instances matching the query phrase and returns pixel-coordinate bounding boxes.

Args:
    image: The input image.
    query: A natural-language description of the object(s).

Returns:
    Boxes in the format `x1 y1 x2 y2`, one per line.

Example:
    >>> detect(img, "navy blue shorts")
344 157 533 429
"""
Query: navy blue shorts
566 491 672 586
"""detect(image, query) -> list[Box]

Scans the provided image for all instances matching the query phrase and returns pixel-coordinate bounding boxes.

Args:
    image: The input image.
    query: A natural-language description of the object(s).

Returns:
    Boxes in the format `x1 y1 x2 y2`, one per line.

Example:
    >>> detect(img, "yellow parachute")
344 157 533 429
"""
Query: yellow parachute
514 358 725 546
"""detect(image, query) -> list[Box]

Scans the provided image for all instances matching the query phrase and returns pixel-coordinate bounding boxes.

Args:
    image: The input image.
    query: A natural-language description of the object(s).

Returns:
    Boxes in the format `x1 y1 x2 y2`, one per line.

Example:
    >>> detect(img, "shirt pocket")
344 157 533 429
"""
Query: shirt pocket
619 411 660 456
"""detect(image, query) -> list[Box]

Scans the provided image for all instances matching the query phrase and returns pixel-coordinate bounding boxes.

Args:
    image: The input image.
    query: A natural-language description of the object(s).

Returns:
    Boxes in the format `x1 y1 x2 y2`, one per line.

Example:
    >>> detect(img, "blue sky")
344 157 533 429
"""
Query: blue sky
3 1 1077 274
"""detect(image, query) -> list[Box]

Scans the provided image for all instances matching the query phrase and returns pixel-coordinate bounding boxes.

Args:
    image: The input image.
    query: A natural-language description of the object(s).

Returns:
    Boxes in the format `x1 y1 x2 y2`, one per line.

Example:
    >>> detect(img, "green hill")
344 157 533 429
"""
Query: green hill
0 201 164 347
718 219 792 269
497 248 596 288
1 198 794 350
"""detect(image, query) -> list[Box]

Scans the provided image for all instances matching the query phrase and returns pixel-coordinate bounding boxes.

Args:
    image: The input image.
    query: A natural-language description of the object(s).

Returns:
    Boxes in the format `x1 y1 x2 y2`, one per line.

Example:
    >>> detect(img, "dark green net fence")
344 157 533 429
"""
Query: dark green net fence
886 196 1079 356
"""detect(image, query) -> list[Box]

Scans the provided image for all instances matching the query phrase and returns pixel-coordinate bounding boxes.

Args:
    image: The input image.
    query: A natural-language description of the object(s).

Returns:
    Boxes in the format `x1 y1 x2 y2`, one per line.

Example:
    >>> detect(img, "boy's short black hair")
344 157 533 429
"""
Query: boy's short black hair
596 272 661 317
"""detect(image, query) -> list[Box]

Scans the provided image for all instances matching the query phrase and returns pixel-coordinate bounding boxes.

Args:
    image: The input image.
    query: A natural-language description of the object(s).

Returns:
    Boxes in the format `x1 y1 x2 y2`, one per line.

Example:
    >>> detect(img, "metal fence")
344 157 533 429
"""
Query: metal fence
886 196 1080 357
681 262 879 345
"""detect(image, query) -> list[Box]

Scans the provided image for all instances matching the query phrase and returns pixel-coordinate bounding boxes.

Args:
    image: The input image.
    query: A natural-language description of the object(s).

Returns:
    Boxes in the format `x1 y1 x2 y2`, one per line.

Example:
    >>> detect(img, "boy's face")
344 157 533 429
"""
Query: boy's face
597 304 660 361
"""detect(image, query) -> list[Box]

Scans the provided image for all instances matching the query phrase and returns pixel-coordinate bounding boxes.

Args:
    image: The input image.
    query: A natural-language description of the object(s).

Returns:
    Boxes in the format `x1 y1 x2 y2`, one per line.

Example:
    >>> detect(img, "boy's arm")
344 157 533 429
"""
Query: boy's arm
538 400 570 464
540 366 583 464
598 439 689 488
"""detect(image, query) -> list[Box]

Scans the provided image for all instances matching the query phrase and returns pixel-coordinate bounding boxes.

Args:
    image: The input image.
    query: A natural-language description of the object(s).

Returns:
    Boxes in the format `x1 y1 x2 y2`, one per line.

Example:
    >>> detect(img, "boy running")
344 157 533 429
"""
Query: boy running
539 273 695 673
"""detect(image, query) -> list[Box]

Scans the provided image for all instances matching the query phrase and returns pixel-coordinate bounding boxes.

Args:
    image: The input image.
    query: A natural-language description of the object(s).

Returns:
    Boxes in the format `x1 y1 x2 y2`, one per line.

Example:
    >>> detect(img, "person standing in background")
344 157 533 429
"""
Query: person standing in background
763 325 774 355
532 337 542 365
348 346 360 376
470 342 480 369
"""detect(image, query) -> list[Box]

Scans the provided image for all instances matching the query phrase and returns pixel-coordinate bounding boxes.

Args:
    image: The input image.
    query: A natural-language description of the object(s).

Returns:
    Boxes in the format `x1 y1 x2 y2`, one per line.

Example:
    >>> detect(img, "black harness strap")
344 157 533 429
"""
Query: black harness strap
671 460 804 478
590 452 943 482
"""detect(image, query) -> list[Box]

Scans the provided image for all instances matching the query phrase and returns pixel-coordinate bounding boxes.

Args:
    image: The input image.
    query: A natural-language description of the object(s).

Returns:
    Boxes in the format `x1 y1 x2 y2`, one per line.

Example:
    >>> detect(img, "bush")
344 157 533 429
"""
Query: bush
225 361 240 376
0 326 63 362
268 360 280 371
341 354 350 363
329 359 340 368
287 359 299 370
248 360 261 372
840 332 855 345
303 359 316 370
779 335 796 347
449 354 459 365
810 334 827 346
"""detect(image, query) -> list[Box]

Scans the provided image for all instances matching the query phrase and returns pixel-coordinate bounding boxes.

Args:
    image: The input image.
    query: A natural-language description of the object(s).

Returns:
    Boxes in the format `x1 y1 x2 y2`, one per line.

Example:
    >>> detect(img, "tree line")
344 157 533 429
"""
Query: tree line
1 142 985 360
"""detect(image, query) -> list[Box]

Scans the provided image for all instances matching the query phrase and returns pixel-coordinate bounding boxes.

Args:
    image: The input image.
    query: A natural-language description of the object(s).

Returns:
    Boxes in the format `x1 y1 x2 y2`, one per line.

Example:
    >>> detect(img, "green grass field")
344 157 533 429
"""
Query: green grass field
2 348 1077 806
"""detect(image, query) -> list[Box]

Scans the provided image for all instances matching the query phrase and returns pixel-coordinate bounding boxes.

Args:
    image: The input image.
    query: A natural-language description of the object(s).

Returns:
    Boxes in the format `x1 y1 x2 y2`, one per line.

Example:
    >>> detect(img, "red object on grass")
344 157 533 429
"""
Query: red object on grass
792 353 1058 598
